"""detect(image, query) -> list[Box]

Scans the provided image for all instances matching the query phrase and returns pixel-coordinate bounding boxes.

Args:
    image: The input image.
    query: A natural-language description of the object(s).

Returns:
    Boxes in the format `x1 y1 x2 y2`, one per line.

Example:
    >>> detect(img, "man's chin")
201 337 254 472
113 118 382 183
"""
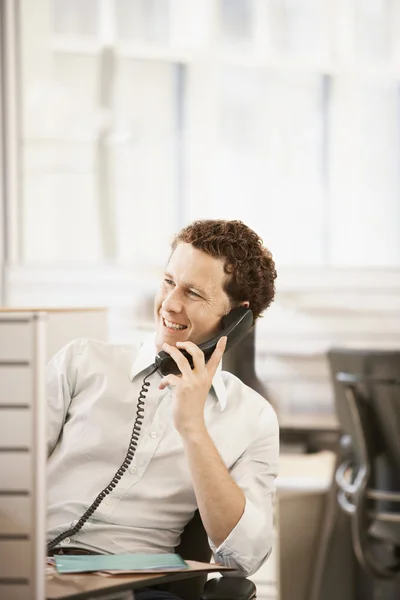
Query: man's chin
155 330 188 351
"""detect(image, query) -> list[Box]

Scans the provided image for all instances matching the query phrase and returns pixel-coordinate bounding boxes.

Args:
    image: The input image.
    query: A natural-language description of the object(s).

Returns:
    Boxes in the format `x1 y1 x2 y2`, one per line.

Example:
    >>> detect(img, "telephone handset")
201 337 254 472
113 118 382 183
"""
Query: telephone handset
155 306 253 376
47 305 253 553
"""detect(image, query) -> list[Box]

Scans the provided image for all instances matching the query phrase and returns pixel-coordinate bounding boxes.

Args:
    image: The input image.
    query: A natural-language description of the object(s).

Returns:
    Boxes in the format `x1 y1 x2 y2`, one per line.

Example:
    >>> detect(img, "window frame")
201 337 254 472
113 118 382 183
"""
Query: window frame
3 0 400 307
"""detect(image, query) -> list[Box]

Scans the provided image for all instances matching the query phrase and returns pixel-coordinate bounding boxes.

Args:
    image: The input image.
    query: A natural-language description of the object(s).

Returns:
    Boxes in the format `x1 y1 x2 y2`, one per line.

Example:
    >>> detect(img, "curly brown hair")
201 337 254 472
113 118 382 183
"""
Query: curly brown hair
172 220 277 322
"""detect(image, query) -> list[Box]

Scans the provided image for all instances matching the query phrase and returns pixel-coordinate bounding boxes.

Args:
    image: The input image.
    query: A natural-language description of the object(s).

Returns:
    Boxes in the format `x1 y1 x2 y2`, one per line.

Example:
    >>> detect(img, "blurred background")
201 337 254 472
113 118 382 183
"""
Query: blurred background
1 0 399 422
1 2 400 599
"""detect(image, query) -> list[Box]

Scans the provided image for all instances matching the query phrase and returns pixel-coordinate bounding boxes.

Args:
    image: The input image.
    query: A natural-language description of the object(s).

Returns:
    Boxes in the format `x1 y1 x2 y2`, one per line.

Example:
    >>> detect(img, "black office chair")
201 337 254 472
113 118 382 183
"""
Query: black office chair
164 510 257 600
328 349 400 580
222 326 274 410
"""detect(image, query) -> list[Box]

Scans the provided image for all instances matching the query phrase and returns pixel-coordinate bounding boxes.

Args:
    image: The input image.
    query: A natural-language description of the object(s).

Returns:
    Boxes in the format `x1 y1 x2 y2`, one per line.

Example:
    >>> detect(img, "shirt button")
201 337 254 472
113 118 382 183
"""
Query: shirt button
150 431 157 439
105 497 114 506
64 537 70 545
129 465 137 474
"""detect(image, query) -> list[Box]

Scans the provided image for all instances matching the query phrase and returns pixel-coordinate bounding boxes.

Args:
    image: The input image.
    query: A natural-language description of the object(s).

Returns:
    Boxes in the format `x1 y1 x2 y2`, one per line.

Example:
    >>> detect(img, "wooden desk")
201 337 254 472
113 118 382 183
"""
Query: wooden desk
278 414 339 431
47 560 228 600
279 414 341 453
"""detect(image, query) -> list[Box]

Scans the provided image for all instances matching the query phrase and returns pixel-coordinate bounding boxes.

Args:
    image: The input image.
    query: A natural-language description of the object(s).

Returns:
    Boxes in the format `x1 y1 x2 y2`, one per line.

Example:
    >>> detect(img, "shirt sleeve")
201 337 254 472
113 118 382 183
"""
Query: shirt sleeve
46 339 83 457
209 407 279 577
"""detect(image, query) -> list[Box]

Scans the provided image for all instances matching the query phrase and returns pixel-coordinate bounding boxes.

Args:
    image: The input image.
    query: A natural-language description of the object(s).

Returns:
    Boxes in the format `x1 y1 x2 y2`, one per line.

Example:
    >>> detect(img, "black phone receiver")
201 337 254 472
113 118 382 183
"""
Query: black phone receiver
155 306 253 377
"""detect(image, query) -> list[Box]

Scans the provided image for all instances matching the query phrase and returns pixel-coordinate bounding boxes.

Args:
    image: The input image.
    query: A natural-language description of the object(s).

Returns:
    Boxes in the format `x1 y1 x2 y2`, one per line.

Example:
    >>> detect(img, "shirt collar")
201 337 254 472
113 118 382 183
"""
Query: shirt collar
130 333 227 411
130 334 159 381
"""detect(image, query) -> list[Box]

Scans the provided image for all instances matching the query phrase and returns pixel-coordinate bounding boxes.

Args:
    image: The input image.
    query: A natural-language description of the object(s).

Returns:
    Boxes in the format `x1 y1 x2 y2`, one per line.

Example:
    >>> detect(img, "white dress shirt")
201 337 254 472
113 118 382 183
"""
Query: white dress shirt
47 335 279 576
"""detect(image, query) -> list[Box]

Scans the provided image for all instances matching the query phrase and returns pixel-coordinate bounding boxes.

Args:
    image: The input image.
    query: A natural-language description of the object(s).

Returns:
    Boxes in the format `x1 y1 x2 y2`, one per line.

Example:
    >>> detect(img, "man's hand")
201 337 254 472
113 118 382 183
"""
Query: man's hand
159 335 246 549
158 336 227 436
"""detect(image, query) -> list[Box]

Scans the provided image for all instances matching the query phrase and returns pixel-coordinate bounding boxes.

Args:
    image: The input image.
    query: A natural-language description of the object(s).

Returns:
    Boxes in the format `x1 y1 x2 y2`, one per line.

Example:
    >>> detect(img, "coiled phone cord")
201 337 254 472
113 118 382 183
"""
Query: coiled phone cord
47 364 158 552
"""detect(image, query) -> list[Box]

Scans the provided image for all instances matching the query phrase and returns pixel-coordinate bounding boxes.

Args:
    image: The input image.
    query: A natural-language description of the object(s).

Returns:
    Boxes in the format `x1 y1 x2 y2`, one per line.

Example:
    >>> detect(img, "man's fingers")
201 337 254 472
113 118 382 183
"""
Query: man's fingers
158 373 181 390
176 341 205 371
159 336 226 388
206 336 227 377
161 343 192 377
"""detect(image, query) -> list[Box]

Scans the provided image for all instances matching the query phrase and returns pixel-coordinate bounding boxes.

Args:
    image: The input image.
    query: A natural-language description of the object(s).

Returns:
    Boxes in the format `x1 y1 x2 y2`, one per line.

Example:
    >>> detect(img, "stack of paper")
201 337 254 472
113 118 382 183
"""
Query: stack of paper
54 553 189 575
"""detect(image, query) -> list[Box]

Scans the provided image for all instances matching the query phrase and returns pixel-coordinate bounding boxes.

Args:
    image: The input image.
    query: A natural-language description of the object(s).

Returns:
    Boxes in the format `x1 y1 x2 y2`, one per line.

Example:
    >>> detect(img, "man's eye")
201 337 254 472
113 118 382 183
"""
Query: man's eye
164 279 174 286
188 289 200 298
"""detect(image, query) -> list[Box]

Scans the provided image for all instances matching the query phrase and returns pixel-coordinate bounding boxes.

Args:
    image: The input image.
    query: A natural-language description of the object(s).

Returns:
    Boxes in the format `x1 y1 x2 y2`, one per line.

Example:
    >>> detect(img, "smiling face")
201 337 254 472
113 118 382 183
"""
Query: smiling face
154 243 232 352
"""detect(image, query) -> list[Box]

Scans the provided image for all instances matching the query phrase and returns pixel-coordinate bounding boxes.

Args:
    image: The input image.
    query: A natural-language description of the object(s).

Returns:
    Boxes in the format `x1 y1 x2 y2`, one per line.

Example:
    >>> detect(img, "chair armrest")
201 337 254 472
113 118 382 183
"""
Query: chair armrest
201 576 256 600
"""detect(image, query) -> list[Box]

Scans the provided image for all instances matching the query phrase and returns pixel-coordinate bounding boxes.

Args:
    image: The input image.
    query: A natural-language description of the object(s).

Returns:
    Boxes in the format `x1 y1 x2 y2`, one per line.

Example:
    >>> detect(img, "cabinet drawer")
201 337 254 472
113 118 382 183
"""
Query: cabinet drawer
0 585 31 600
0 453 32 492
0 410 32 448
0 367 33 406
0 323 32 362
0 496 32 535
0 540 31 578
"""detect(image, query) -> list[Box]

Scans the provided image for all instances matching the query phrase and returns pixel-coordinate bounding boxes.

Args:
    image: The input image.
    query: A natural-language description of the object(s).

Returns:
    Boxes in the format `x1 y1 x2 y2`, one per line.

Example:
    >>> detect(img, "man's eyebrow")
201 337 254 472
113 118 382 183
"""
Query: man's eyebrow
164 272 209 298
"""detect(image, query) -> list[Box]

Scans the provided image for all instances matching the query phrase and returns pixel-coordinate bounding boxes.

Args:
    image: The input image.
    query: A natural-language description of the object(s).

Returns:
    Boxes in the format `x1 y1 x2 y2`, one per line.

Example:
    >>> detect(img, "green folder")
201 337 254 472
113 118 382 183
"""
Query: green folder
54 553 189 574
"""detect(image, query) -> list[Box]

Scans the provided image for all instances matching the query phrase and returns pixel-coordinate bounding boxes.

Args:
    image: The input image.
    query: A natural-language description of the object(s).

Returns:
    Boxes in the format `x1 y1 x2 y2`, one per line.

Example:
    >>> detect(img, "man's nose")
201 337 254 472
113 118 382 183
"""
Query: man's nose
162 287 183 313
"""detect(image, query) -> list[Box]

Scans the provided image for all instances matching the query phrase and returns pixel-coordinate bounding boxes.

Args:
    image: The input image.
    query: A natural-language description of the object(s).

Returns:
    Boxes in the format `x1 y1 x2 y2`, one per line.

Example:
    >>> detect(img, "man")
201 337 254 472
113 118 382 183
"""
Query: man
47 219 279 593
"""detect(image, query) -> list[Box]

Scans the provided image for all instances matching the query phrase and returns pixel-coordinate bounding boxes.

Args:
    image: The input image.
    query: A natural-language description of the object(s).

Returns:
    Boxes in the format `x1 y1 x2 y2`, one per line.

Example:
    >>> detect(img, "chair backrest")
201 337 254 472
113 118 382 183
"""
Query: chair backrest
328 348 400 578
169 510 212 600
0 312 47 600
222 326 273 407
329 348 400 485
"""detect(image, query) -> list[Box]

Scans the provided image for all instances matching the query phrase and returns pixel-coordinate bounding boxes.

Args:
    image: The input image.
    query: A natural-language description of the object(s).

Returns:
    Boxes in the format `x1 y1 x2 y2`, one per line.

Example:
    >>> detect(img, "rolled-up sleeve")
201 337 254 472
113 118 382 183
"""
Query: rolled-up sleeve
209 408 279 577
46 339 83 457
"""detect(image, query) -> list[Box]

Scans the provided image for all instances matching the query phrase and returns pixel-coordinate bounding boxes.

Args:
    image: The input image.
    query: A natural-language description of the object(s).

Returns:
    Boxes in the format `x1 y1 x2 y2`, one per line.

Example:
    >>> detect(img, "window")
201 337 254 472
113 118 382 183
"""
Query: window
16 0 400 270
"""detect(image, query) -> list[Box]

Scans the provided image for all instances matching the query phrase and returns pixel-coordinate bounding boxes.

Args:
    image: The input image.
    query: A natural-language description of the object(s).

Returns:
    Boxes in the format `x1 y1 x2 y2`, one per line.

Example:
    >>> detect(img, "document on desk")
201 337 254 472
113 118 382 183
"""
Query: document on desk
54 553 189 575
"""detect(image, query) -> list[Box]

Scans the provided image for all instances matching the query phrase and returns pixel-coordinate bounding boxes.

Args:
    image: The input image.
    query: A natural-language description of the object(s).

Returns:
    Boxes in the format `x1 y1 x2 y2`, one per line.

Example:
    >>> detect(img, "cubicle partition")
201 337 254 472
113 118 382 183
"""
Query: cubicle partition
0 312 47 600
0 307 108 360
